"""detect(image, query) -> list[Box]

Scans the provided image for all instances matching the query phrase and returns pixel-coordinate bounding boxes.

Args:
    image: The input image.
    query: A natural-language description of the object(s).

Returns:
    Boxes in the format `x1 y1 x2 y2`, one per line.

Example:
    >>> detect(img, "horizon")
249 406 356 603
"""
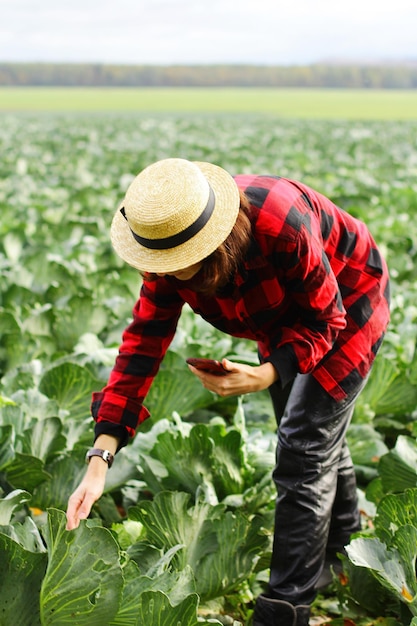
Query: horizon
2 58 417 68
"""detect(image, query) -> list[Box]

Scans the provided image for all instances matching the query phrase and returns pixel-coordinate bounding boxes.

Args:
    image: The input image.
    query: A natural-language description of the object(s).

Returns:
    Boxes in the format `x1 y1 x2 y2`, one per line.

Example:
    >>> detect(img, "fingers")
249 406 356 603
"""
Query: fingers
66 456 110 530
220 358 238 373
66 492 88 530
66 499 93 530
197 361 250 396
66 486 100 530
188 358 258 396
200 361 274 396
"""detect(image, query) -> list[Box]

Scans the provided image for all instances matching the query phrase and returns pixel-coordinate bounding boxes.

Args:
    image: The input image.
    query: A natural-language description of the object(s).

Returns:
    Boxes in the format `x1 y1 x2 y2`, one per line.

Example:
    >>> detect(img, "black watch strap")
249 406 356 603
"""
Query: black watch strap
86 448 114 468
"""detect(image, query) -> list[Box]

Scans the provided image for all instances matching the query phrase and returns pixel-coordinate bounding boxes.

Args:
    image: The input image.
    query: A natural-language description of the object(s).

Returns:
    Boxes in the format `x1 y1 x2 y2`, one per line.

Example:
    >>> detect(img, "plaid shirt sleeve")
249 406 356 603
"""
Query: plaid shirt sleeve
92 277 184 443
260 211 348 388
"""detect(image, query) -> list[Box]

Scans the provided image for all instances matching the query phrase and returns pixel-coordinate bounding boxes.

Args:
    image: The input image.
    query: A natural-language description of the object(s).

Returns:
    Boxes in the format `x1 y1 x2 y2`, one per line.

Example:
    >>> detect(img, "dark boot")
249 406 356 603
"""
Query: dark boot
253 595 311 626
253 595 296 626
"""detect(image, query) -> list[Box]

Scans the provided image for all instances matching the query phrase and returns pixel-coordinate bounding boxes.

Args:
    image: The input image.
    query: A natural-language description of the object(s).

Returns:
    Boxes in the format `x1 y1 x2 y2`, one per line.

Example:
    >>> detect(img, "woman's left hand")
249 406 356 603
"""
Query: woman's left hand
187 359 279 396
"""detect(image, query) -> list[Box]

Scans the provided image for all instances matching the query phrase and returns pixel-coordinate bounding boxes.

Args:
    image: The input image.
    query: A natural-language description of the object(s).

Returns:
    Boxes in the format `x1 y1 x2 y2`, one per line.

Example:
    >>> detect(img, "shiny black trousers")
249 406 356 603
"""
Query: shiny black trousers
267 373 365 605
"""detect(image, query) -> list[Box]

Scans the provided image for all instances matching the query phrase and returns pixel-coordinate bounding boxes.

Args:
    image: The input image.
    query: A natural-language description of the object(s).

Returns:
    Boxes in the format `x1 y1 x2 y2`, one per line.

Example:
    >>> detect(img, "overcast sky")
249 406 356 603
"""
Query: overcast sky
1 0 416 66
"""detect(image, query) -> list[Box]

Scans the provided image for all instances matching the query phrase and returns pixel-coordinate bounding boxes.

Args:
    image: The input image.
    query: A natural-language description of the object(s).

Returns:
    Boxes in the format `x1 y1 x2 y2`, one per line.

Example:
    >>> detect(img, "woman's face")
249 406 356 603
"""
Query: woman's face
156 261 203 281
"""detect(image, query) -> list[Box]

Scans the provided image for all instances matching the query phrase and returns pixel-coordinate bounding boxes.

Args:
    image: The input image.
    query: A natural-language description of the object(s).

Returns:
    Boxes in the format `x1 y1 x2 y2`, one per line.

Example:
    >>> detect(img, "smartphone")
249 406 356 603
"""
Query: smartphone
186 357 228 376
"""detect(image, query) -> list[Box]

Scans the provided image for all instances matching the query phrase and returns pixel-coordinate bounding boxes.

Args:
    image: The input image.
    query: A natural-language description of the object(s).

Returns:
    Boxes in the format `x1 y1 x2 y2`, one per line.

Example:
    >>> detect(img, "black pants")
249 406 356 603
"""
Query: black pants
267 373 365 605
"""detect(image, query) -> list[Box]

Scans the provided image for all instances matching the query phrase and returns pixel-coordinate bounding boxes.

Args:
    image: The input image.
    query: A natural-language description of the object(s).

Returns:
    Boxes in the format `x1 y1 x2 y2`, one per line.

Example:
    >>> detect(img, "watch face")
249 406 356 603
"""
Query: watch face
101 450 114 467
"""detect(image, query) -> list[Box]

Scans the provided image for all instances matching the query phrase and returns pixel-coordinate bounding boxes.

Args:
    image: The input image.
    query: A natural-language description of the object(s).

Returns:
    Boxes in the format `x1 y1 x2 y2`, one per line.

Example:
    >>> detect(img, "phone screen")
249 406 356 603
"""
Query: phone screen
186 358 228 376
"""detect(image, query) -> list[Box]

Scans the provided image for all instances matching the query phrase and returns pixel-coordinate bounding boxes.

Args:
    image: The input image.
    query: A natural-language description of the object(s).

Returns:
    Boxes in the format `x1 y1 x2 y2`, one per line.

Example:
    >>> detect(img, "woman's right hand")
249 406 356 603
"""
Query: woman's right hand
66 434 119 530
66 458 108 530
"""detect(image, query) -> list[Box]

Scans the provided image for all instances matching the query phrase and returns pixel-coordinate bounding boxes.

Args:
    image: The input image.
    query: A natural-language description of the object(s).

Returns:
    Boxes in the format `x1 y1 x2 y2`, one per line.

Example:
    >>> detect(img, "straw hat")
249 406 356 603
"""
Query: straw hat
110 158 240 273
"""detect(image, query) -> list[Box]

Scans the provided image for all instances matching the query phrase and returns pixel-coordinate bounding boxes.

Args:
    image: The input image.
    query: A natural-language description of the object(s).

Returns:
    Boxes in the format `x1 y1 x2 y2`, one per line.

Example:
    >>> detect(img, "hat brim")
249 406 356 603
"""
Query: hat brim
110 161 240 273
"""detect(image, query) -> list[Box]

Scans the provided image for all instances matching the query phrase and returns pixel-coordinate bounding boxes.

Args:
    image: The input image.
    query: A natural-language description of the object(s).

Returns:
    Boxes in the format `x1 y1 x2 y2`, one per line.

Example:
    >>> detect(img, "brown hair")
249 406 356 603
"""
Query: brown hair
143 190 253 295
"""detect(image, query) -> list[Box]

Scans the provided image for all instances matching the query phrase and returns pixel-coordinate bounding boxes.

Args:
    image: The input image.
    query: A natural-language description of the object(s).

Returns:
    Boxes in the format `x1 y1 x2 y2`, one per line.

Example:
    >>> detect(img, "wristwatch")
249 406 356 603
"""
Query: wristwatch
86 448 114 468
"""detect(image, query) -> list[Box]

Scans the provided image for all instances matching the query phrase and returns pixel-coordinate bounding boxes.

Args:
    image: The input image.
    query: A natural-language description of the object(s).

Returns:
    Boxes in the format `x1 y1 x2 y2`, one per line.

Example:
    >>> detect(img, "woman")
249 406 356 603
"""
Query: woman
66 158 390 626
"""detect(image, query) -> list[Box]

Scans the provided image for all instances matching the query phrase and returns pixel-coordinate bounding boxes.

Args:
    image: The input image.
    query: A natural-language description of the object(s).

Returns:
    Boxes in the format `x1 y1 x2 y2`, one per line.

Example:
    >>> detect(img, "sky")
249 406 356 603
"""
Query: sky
1 0 416 66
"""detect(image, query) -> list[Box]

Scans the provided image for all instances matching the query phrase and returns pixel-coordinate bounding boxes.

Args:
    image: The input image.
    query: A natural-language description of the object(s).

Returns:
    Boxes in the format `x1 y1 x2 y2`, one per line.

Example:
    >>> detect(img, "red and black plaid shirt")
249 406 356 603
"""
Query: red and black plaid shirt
93 175 390 443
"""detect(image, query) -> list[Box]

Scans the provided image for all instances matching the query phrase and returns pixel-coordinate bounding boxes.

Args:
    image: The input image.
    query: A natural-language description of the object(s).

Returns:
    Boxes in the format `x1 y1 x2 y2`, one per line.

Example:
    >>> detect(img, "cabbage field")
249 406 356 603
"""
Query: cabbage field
1 111 417 625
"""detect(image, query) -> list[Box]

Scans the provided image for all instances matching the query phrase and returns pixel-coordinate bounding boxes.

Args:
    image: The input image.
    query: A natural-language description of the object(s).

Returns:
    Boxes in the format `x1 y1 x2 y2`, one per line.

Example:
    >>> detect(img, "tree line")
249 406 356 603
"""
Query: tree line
1 62 417 88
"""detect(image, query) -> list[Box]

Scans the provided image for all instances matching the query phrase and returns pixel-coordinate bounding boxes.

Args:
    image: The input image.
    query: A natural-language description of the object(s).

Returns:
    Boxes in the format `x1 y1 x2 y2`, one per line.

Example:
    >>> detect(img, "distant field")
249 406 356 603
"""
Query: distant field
1 87 417 119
